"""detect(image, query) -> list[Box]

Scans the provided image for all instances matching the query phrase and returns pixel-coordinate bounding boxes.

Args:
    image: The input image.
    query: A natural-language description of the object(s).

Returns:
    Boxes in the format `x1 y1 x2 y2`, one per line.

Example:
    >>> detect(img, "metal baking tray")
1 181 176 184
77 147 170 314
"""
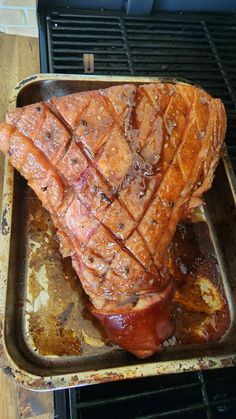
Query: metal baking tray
0 74 236 390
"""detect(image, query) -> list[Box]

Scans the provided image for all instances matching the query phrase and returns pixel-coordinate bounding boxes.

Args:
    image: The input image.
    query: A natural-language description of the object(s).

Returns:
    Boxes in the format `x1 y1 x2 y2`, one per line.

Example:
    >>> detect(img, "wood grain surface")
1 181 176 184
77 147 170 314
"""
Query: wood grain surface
0 32 54 419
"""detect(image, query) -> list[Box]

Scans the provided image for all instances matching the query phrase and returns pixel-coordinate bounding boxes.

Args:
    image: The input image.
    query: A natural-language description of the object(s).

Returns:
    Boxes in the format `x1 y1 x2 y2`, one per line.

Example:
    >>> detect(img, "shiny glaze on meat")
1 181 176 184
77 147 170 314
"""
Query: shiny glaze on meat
0 82 226 357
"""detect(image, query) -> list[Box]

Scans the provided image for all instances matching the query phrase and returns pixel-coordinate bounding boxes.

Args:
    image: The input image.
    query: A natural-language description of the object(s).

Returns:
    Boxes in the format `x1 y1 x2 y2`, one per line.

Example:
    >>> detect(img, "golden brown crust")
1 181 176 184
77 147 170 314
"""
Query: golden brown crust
0 82 226 357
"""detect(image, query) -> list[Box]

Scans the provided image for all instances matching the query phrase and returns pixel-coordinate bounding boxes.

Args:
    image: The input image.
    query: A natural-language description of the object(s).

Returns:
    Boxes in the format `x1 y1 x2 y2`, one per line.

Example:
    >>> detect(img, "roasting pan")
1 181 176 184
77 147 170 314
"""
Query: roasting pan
0 73 236 390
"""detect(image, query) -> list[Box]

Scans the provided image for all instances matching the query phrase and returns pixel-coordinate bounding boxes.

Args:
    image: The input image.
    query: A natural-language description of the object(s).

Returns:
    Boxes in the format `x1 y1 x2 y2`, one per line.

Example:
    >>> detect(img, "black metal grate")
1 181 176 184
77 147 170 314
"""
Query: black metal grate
43 11 236 168
54 367 236 419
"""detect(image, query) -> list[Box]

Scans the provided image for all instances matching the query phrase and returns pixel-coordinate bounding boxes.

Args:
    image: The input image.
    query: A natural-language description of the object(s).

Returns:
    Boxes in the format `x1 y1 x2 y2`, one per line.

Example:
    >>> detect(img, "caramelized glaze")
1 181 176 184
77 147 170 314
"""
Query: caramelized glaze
27 195 230 355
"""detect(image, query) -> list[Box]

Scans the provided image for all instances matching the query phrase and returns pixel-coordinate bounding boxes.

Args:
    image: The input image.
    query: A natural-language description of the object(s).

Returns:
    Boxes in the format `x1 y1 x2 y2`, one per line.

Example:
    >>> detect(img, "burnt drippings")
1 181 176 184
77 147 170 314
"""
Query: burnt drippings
25 189 230 356
170 221 221 284
1 207 9 236
117 222 125 230
29 272 43 301
99 192 111 204
29 312 82 356
45 131 51 140
15 74 38 90
26 193 110 356
3 366 16 379
59 302 74 326
169 221 230 346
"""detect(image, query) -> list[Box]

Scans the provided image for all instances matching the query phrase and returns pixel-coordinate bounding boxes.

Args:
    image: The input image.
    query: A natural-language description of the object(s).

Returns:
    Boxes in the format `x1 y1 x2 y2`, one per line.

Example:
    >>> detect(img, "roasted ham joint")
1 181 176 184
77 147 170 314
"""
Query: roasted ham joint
0 82 226 358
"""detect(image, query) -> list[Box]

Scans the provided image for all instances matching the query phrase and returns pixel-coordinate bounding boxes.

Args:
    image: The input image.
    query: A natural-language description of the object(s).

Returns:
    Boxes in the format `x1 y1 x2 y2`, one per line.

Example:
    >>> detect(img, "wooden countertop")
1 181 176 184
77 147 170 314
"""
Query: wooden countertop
0 32 54 419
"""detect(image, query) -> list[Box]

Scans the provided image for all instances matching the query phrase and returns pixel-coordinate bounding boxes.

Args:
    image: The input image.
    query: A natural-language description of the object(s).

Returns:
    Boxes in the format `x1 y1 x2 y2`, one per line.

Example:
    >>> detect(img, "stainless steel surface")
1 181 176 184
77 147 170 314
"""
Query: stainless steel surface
0 73 236 390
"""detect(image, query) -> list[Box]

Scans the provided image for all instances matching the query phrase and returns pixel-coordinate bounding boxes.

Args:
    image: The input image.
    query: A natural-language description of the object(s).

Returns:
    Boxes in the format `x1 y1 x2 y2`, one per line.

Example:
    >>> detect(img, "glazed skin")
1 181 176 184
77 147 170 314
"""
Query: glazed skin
0 83 226 357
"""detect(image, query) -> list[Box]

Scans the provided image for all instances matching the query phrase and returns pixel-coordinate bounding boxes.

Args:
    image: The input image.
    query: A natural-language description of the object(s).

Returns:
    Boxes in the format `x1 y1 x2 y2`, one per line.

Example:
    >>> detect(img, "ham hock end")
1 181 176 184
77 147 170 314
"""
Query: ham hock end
0 82 226 358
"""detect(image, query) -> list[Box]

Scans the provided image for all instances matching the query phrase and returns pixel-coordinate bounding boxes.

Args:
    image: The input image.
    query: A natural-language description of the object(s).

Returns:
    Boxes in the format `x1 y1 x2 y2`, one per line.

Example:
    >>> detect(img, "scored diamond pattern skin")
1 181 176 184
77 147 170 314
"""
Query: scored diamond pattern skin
0 82 226 358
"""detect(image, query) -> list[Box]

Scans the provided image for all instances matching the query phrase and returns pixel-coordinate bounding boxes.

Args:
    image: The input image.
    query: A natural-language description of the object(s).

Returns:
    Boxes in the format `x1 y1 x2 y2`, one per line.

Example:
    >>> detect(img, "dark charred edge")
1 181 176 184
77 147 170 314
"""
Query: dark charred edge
1 207 9 236
15 75 39 90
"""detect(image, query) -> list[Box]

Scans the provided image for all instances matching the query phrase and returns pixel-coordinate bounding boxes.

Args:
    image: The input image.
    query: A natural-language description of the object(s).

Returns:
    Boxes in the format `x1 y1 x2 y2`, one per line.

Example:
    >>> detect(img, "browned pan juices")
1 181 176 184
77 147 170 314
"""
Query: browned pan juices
21 190 230 358
1 75 236 390
24 188 111 357
171 219 230 346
